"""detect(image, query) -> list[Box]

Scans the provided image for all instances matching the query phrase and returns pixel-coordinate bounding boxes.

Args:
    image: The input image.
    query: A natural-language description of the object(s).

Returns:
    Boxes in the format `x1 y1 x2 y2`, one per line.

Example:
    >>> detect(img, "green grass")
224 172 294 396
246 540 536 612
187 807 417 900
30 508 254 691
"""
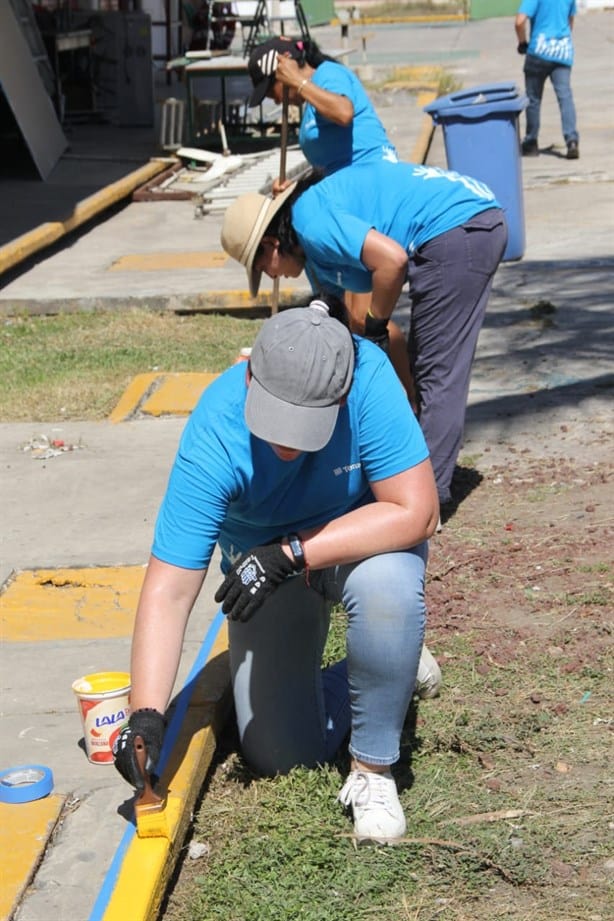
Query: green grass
0 310 263 421
163 596 613 921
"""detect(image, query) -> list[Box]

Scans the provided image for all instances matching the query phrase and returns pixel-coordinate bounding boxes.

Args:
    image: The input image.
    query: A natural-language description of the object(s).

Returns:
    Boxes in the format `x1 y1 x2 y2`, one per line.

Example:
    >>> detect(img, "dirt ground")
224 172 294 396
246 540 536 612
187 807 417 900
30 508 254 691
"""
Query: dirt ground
419 452 613 919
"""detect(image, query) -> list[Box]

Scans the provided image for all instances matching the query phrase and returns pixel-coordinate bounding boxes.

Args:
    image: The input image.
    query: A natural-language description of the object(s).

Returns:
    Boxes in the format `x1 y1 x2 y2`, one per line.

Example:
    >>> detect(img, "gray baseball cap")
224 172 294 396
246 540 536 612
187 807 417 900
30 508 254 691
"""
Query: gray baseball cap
245 303 355 451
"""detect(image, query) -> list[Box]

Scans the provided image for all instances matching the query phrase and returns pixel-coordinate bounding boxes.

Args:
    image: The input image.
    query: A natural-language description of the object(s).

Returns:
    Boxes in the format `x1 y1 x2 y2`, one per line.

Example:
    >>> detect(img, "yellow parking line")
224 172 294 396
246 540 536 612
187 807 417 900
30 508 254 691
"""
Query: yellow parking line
109 252 228 272
0 795 66 921
1 566 145 642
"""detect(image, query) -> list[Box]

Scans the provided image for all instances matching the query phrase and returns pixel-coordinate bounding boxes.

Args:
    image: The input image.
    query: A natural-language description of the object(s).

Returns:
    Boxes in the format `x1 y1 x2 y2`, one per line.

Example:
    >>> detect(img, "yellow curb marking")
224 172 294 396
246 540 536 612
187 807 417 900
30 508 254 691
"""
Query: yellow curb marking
0 160 170 276
107 372 160 424
109 371 219 423
103 622 231 921
141 372 219 416
412 90 438 164
0 795 66 921
109 252 228 272
0 566 145 642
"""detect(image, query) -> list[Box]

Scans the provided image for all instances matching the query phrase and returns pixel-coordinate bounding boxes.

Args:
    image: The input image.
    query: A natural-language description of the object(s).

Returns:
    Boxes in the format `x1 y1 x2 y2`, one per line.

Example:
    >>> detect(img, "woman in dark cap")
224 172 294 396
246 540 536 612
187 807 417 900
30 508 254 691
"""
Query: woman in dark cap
247 36 398 175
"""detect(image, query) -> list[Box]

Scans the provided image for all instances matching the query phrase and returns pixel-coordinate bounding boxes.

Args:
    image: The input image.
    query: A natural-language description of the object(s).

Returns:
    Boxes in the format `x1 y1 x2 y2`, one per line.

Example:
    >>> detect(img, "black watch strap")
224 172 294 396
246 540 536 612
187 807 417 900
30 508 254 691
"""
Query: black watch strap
286 533 306 572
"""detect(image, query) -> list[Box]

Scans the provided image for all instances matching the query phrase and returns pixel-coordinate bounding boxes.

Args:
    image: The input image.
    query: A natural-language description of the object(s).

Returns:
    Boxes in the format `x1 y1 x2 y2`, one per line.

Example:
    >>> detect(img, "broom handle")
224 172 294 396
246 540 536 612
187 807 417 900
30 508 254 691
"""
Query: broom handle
271 87 289 315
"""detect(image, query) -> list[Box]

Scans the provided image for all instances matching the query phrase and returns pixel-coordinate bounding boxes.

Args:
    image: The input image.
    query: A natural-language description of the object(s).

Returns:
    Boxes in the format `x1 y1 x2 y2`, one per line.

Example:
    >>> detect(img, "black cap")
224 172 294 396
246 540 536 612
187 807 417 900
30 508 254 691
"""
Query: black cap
247 37 304 107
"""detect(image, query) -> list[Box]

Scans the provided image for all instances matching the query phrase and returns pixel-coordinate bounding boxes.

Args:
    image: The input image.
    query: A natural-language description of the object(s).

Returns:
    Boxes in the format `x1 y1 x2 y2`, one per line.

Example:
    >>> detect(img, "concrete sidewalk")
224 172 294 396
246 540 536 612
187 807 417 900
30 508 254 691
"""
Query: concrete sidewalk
1 11 613 921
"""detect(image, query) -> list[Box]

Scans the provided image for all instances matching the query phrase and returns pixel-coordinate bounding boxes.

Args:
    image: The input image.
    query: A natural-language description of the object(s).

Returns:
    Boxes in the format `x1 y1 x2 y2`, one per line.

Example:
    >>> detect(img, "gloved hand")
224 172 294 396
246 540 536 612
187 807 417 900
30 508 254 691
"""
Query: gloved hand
113 708 166 789
364 312 390 353
517 41 528 54
215 543 296 622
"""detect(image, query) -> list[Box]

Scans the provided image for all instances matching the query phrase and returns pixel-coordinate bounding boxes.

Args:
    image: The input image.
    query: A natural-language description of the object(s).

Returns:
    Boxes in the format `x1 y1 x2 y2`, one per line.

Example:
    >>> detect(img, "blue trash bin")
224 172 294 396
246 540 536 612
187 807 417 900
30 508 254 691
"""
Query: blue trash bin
424 82 528 261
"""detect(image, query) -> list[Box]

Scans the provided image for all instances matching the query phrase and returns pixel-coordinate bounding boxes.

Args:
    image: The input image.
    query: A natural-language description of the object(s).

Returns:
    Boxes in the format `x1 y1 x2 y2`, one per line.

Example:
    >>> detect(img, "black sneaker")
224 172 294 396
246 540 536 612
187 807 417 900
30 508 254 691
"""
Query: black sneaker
521 139 539 157
567 140 579 160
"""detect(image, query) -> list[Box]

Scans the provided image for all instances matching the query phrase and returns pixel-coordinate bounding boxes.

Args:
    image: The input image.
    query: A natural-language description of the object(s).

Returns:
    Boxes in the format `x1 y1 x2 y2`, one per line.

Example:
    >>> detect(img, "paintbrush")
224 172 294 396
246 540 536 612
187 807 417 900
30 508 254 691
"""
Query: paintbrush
134 733 169 838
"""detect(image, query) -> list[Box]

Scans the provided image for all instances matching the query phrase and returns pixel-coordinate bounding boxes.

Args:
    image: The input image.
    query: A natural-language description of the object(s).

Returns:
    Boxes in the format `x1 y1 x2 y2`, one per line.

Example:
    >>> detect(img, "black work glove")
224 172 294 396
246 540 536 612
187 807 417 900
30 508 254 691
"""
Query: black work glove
364 312 390 353
215 543 296 622
517 41 528 54
112 708 166 790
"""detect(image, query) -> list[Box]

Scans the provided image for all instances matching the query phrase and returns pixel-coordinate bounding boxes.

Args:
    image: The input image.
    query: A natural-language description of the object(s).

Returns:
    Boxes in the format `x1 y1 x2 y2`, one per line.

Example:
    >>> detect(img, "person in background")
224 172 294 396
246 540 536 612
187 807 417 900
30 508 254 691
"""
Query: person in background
113 296 439 844
515 0 579 159
221 161 507 514
247 36 415 404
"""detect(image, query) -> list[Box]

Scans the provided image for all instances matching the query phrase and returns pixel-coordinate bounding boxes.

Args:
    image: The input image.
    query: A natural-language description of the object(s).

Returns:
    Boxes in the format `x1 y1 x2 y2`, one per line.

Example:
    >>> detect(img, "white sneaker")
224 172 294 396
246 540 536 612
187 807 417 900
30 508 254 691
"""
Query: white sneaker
415 644 442 699
338 770 406 844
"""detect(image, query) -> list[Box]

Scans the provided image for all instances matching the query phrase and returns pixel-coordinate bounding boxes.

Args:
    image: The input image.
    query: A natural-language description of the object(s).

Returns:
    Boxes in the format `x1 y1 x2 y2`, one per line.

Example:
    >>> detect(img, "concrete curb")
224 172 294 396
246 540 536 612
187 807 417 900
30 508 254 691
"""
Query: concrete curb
0 288 311 317
0 91 436 314
0 160 172 277
91 615 232 921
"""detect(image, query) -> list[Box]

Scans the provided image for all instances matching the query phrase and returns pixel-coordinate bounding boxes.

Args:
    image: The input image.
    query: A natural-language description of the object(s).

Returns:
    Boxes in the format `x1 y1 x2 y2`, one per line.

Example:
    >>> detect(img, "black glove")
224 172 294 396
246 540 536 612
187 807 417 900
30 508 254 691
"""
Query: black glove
215 542 296 622
364 312 390 353
113 708 166 790
517 41 528 54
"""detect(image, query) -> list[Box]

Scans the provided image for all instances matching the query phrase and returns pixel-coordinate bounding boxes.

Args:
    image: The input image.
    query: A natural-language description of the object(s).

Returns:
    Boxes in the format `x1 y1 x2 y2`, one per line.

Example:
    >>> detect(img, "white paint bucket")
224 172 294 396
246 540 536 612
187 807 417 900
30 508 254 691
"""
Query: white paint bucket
72 672 131 764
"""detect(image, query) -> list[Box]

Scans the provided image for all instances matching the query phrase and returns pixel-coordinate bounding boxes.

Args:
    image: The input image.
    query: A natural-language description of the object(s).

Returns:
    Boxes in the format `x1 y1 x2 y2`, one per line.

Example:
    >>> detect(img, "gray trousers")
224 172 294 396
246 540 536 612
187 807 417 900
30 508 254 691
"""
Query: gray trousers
407 207 508 504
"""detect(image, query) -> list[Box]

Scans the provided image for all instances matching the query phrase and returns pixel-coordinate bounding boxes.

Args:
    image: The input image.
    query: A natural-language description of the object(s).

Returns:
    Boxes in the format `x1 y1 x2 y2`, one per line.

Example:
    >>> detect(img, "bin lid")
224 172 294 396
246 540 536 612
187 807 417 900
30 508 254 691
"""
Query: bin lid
424 82 528 121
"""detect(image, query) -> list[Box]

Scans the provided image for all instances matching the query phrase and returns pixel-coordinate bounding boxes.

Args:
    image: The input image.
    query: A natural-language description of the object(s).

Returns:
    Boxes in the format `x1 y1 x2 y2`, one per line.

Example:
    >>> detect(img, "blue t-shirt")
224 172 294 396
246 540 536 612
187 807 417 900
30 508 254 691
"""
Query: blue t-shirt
291 160 499 296
152 337 429 572
298 61 398 174
519 0 576 66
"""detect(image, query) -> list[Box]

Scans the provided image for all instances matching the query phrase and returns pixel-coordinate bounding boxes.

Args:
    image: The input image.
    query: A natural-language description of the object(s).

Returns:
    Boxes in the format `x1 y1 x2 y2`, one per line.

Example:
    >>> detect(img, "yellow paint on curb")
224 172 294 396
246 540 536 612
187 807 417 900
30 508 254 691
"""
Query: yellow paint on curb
107 373 160 424
109 252 228 272
0 160 171 276
109 372 219 422
102 622 231 921
1 566 145 642
141 372 219 416
106 373 160 424
412 90 438 164
0 795 65 921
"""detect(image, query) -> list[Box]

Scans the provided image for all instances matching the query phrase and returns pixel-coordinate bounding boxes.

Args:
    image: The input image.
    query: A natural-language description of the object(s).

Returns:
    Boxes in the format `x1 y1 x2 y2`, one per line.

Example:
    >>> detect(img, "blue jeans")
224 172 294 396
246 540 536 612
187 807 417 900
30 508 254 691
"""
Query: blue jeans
228 545 428 776
523 55 578 145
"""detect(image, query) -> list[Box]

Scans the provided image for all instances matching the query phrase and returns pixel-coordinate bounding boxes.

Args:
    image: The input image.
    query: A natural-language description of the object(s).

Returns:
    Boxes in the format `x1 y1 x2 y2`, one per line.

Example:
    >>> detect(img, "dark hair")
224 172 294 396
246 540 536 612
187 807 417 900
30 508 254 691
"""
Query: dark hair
265 170 324 254
299 38 337 68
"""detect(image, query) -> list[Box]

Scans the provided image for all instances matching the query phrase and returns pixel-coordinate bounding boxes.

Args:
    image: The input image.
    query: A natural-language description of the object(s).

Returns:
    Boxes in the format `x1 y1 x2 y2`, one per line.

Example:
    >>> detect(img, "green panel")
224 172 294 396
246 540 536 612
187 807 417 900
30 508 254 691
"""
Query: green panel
470 0 519 19
300 0 336 27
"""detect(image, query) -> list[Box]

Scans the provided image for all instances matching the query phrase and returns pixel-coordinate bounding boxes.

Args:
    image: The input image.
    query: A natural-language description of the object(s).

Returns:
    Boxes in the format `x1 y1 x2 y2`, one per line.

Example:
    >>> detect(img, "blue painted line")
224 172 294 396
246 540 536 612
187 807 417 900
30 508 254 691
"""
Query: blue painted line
88 608 226 921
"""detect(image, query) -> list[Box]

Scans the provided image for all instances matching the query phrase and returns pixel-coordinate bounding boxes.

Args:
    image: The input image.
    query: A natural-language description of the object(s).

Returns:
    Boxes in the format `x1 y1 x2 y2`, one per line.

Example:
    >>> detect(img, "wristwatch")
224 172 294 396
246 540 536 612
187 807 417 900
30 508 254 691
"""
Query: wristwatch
286 533 306 572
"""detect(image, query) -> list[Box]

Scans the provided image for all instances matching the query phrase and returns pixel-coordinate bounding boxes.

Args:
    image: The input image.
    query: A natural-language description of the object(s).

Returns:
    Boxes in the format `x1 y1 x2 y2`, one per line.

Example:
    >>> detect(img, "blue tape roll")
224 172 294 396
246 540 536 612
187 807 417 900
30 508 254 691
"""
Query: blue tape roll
0 765 54 804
